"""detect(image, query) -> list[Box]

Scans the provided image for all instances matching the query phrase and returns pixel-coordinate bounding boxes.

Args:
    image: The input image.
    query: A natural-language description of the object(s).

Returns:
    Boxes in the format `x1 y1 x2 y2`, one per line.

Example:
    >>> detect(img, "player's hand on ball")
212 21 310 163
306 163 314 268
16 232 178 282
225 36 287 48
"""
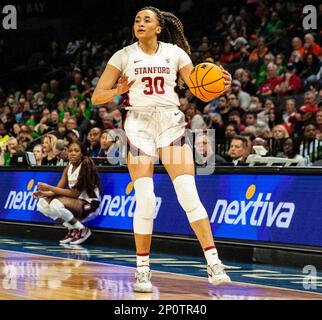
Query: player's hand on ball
116 74 135 95
220 66 232 93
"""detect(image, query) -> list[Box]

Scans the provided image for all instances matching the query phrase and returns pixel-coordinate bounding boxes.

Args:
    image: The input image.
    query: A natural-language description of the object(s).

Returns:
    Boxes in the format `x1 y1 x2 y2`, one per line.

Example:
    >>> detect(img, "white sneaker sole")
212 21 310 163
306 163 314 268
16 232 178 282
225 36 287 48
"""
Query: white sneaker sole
133 282 153 293
69 229 92 245
59 238 73 244
208 275 231 286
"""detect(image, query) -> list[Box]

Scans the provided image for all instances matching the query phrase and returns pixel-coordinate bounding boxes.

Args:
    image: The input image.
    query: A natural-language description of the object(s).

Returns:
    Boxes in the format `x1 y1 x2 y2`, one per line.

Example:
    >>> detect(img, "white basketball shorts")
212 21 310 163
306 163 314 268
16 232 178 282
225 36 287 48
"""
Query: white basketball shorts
124 107 186 157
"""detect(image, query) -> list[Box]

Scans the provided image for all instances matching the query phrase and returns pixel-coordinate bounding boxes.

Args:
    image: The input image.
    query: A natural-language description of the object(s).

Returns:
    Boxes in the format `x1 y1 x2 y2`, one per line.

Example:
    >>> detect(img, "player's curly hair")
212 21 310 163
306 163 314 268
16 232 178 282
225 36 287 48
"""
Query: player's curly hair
134 6 191 55
69 141 102 198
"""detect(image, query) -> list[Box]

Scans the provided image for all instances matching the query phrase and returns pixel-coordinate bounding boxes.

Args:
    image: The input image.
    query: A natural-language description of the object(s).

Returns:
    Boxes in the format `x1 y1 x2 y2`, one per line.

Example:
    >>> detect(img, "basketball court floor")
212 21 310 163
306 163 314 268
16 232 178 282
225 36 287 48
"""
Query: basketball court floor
0 236 321 300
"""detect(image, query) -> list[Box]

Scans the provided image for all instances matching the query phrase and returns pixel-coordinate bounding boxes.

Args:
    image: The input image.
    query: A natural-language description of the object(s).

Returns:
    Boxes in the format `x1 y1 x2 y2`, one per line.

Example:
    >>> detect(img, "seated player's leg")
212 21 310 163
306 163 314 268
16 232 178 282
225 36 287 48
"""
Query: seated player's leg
49 197 91 245
128 151 155 293
159 143 231 285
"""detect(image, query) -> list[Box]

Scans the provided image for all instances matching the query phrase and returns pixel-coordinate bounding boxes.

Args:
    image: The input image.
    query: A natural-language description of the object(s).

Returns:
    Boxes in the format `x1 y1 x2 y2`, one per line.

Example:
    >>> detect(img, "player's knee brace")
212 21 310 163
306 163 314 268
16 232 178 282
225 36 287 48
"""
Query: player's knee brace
49 199 74 222
37 198 55 218
133 177 156 235
173 174 208 223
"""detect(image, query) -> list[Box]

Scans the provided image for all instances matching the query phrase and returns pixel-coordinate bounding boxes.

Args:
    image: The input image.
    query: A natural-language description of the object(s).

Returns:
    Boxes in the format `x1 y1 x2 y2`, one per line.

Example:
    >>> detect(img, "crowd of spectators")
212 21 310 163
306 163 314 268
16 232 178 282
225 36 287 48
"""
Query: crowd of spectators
0 0 321 167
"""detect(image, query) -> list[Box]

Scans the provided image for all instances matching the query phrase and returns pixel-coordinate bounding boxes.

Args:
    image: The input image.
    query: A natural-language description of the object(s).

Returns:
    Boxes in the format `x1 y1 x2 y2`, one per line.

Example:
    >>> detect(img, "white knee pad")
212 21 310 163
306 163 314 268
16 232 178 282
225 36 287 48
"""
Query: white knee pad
49 199 74 222
37 198 55 218
173 174 208 223
133 177 156 234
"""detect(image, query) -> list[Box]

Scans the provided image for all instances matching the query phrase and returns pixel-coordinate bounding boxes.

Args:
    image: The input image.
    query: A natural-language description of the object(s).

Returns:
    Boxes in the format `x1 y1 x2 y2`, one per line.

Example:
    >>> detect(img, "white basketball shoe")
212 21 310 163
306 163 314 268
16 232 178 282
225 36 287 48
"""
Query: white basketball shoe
207 263 231 285
133 269 153 293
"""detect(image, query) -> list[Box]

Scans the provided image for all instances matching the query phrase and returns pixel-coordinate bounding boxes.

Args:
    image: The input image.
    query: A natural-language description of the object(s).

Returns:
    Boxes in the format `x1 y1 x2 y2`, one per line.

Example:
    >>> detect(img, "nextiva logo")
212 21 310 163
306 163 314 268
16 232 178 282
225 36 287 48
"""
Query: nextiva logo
98 181 162 218
4 179 38 211
210 184 295 228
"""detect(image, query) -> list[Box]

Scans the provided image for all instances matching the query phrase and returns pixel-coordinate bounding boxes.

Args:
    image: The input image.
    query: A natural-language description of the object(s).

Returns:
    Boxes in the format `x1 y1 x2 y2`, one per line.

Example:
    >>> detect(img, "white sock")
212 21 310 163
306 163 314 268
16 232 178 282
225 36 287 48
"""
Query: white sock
71 220 85 230
204 247 221 266
136 254 150 272
63 222 74 229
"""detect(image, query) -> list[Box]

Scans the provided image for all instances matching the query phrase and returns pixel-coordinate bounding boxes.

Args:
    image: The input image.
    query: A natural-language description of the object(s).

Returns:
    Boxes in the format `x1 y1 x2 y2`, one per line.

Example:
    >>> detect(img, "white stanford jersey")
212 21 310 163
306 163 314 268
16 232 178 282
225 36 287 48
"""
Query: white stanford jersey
67 163 100 202
108 41 191 108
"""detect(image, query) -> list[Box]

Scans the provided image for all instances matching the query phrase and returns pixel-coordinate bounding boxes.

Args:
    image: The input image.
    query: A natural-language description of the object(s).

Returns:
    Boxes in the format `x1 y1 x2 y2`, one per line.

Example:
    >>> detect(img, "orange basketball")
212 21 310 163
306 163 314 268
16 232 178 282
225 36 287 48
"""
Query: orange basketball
187 63 226 102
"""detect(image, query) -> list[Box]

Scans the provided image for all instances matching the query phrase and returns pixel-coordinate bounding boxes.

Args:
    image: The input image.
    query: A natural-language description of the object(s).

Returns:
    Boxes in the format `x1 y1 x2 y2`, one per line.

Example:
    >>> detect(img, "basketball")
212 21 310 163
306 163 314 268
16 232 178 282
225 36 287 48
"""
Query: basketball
187 63 226 102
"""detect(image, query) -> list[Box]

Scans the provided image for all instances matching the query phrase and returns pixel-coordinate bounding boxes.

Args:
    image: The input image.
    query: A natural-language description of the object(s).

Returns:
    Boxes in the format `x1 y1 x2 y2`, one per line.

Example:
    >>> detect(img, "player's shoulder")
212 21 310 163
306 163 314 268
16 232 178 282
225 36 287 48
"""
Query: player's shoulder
120 42 137 54
160 42 187 54
160 42 179 50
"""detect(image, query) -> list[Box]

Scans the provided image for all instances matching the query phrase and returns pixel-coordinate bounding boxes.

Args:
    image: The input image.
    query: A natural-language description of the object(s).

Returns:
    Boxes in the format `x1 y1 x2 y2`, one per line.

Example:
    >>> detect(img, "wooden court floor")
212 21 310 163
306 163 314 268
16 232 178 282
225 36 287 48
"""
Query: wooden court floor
0 249 321 300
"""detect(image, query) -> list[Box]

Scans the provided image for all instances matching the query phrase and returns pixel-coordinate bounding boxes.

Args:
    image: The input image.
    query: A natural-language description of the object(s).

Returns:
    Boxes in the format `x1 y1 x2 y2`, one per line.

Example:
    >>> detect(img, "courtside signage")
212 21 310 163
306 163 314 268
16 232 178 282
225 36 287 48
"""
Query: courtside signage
0 170 321 247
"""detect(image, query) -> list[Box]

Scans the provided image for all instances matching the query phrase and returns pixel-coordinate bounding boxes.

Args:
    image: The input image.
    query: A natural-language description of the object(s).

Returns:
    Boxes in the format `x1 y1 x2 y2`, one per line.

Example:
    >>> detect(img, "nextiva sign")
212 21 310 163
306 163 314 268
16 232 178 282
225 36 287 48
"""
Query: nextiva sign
0 170 321 248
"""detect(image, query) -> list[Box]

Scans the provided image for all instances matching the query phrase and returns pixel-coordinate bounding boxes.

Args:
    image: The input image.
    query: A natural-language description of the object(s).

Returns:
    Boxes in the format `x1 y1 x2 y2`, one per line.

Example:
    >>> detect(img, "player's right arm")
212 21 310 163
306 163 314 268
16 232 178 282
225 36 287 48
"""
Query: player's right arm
91 64 135 105
33 167 68 198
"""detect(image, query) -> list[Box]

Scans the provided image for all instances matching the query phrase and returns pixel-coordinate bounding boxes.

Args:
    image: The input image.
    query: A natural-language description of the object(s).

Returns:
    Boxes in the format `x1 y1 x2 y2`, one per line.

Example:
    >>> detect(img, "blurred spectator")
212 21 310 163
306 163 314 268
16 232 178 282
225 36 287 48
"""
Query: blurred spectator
289 49 304 74
316 108 322 140
17 125 33 151
274 62 302 97
268 108 283 130
256 52 275 86
94 106 108 129
300 53 321 90
258 62 280 97
185 104 206 130
228 110 245 133
102 113 116 130
217 95 230 124
33 144 44 166
75 107 91 141
275 53 286 76
257 98 276 124
219 42 238 64
291 37 305 60
248 36 268 63
244 111 257 127
195 132 226 166
299 123 321 163
227 93 244 117
248 96 263 113
47 79 62 108
224 122 239 139
303 33 322 59
0 137 18 166
65 129 80 143
226 135 249 165
282 98 297 131
277 137 307 166
86 127 102 157
230 80 251 112
41 134 58 165
252 137 270 155
271 124 290 155
241 69 257 96
54 139 69 166
261 11 284 40
97 130 121 163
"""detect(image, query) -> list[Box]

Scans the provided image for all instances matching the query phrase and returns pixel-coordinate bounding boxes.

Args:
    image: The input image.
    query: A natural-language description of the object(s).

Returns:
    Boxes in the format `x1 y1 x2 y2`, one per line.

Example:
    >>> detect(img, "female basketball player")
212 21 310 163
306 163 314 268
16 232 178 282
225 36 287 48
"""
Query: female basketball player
92 6 232 292
33 141 101 245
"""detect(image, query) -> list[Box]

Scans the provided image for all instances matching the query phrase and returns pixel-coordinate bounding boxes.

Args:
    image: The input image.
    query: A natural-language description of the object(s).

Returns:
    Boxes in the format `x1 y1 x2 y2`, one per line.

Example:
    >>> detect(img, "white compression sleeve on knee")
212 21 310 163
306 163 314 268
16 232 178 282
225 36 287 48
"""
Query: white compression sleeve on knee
37 198 60 220
49 199 74 222
133 177 156 235
173 174 208 223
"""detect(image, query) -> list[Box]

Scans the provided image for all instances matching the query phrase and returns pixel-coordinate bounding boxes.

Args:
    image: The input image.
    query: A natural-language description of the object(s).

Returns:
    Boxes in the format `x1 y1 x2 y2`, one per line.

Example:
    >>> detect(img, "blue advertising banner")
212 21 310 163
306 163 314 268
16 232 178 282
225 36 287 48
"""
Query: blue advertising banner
0 170 321 248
